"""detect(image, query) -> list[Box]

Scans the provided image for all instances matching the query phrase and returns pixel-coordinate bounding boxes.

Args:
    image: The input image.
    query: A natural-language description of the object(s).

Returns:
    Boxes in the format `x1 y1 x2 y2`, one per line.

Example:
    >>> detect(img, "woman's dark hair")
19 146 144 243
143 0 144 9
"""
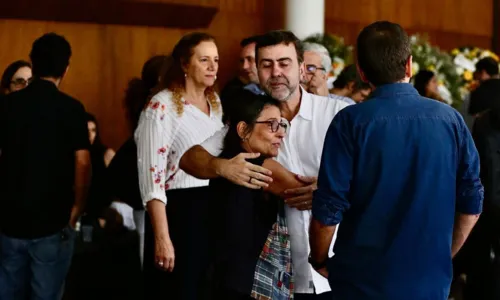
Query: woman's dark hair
86 113 106 155
223 89 281 155
413 70 435 97
1 60 31 94
357 21 411 86
124 55 168 131
156 32 219 116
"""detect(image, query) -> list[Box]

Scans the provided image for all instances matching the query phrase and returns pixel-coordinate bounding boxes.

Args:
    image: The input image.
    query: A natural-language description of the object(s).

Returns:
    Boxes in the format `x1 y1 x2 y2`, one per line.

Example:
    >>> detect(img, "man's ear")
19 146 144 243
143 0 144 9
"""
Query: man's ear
356 63 369 84
405 55 413 78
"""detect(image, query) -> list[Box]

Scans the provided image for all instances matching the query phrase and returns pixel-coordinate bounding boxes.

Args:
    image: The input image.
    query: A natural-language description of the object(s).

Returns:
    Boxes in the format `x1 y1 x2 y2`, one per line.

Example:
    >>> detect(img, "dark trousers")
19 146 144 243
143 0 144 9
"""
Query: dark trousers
214 286 253 300
456 204 500 300
0 227 76 300
143 187 212 300
295 292 333 300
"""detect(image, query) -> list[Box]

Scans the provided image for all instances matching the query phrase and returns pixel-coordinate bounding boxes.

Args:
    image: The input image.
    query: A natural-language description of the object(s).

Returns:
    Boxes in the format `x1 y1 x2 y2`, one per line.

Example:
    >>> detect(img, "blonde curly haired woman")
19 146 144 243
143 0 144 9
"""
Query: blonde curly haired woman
135 32 223 300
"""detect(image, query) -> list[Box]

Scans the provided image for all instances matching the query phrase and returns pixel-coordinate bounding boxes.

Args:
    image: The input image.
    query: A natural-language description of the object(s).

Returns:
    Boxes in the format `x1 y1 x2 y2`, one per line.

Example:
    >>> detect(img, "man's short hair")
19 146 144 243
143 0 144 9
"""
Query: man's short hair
240 35 260 48
30 33 72 78
255 30 304 64
475 57 499 76
303 42 332 74
356 21 411 86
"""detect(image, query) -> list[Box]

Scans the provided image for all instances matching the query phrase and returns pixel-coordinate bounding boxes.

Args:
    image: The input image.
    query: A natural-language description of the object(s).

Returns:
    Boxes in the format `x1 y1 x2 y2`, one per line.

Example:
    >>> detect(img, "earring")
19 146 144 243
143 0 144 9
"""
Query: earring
214 75 217 80
184 73 187 78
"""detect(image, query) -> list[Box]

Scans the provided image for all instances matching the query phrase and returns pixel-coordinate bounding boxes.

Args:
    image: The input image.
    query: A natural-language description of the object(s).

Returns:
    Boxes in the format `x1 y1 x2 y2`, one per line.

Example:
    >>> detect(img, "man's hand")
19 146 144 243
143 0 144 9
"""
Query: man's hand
284 175 317 210
216 152 273 189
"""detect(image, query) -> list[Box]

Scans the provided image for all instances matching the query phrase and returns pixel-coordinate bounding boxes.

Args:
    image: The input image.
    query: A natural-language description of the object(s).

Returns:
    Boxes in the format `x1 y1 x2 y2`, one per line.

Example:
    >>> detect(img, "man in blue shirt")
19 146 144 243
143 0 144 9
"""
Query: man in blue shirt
309 21 484 300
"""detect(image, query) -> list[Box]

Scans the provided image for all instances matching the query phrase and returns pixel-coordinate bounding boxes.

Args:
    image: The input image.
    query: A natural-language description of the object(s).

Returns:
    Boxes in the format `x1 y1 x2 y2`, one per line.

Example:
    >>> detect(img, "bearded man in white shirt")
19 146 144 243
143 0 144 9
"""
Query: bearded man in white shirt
180 30 350 299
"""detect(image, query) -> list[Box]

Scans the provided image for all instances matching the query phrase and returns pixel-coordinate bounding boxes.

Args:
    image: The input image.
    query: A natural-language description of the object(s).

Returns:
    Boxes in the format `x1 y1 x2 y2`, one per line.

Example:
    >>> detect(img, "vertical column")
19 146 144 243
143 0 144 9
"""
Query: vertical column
493 0 500 54
285 0 325 39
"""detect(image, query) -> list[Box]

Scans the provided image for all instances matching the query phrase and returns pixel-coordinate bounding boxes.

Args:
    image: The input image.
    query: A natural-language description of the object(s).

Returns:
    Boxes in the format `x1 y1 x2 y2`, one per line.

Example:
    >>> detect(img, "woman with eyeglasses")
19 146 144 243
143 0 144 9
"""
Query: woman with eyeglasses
0 60 32 95
210 89 301 299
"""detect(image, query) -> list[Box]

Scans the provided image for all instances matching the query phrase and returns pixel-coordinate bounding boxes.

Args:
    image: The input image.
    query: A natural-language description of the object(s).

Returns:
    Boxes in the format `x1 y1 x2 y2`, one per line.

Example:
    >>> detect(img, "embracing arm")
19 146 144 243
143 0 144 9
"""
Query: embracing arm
180 138 273 189
179 145 224 179
263 159 305 197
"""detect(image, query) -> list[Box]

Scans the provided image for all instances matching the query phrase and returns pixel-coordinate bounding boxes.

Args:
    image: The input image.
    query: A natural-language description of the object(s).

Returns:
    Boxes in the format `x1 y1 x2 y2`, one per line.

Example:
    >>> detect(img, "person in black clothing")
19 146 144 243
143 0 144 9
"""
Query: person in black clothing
468 57 500 116
211 90 303 298
0 33 91 300
457 94 500 300
107 55 167 268
83 113 115 218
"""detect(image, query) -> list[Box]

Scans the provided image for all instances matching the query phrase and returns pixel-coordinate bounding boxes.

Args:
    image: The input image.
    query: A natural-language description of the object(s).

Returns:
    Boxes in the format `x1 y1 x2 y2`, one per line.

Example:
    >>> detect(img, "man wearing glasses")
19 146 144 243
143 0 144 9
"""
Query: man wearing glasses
180 31 350 299
301 42 355 105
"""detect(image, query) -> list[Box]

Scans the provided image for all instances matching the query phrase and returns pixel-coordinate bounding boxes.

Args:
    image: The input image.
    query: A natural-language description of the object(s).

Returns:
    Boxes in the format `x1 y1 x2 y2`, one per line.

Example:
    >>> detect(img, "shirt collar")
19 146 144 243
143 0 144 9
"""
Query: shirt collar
29 78 58 90
297 86 313 121
371 83 419 99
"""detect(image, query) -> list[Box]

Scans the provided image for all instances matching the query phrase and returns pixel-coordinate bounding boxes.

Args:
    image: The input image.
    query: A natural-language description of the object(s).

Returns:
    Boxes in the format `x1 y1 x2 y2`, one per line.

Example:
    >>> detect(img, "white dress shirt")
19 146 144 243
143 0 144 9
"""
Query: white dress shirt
202 88 350 294
135 89 223 206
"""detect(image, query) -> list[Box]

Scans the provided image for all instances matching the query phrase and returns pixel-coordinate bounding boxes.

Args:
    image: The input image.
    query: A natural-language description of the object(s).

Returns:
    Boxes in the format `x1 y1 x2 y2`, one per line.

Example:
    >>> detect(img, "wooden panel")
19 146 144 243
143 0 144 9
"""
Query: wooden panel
0 0 218 28
494 0 500 53
0 0 264 150
325 0 494 50
3 0 491 149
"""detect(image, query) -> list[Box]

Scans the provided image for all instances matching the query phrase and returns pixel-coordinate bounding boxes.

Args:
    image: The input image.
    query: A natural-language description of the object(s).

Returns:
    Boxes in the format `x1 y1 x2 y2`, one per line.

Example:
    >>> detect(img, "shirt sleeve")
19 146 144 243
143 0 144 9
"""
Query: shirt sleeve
135 96 178 206
456 119 484 215
71 101 91 151
201 125 227 157
312 111 353 226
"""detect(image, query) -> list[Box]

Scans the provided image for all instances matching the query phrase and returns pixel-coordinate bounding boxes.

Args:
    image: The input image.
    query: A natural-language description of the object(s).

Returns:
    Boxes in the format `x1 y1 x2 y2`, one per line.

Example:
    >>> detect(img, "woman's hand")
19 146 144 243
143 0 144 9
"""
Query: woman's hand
155 235 175 272
147 200 175 272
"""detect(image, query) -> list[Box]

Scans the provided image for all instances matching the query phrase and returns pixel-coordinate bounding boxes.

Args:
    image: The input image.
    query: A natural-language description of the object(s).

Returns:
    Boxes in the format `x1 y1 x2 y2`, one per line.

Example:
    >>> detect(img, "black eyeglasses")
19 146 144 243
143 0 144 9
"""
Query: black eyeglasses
254 118 290 133
305 64 326 74
11 77 33 87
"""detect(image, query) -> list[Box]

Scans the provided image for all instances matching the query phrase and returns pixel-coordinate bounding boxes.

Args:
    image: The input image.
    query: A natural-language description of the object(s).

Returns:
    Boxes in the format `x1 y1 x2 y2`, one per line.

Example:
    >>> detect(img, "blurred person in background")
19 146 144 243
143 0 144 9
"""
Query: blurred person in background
331 64 372 103
0 60 32 95
413 70 447 103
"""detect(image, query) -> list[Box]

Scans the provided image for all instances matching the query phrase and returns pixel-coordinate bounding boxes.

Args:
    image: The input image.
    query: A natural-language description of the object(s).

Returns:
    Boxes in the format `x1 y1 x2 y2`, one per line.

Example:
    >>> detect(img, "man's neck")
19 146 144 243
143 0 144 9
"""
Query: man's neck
280 88 302 122
40 77 61 88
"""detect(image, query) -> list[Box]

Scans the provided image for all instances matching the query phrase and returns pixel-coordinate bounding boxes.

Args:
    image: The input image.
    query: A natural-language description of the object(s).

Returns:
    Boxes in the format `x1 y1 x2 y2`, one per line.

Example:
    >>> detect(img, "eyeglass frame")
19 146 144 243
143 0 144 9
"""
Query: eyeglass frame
254 118 290 133
305 64 326 74
11 77 33 88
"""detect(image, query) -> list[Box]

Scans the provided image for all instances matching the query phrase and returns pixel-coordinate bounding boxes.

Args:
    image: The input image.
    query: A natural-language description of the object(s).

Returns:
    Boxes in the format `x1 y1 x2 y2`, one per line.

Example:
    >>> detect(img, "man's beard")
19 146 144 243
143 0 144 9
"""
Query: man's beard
264 76 298 102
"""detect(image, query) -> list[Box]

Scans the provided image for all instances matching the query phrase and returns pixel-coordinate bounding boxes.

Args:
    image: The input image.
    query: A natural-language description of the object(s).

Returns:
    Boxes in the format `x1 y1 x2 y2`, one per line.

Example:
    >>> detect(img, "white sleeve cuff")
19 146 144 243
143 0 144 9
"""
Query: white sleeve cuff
143 192 168 207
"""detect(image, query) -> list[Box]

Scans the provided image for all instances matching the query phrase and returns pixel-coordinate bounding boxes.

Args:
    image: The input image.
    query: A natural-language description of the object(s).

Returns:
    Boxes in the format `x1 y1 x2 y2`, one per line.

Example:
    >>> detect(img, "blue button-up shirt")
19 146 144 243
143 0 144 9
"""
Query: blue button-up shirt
312 83 483 299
